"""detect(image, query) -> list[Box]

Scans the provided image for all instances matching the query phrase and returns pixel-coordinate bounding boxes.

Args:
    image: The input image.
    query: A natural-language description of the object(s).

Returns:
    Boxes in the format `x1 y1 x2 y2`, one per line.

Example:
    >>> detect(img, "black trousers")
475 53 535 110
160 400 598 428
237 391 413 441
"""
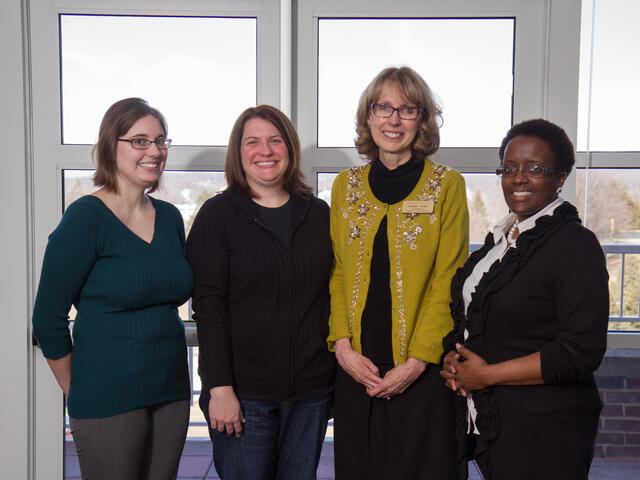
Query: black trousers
333 364 458 480
69 399 190 480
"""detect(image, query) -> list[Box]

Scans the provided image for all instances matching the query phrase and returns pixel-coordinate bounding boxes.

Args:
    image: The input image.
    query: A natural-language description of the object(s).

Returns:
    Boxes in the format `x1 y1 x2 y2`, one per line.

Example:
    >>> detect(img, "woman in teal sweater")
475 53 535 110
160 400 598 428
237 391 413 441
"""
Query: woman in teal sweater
32 98 194 480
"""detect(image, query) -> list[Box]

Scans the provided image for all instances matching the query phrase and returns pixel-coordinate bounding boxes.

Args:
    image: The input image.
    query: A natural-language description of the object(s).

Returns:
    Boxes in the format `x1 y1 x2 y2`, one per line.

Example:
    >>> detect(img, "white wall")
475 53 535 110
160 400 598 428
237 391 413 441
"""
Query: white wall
0 0 32 477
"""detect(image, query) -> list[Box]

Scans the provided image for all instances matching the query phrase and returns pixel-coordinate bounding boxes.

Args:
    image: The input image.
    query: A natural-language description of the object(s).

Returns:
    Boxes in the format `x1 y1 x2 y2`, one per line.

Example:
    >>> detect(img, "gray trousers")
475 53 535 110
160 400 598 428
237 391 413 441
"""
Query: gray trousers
69 399 190 480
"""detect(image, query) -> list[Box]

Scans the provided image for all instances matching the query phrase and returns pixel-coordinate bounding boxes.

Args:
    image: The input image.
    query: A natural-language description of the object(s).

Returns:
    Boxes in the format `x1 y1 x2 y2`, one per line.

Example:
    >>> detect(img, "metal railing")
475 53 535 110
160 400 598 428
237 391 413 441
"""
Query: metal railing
469 242 640 325
602 243 640 324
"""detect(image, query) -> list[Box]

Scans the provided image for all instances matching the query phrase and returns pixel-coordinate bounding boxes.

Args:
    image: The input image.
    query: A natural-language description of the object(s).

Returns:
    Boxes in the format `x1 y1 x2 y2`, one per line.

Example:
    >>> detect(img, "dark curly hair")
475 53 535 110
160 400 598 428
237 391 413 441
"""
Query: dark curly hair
498 119 575 174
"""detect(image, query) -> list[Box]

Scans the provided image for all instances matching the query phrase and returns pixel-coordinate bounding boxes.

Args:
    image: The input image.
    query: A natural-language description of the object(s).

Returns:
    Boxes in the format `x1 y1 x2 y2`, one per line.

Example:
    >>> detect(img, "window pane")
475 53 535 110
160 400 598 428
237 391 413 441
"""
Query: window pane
60 15 256 145
186 346 209 438
577 168 640 330
318 18 514 148
463 173 509 244
577 0 640 151
576 168 640 243
63 169 227 235
317 172 338 205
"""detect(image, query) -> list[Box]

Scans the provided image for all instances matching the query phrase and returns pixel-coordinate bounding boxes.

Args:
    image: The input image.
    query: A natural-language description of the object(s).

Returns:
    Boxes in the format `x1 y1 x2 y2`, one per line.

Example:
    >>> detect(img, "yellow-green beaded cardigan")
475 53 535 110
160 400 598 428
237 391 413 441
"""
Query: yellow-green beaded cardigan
328 159 469 366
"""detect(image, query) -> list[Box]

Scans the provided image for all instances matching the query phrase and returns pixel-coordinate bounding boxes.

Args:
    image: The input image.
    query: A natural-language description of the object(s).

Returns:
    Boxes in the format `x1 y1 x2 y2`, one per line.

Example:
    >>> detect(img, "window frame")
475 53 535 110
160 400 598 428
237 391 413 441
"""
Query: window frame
19 1 640 477
575 0 640 343
294 0 582 182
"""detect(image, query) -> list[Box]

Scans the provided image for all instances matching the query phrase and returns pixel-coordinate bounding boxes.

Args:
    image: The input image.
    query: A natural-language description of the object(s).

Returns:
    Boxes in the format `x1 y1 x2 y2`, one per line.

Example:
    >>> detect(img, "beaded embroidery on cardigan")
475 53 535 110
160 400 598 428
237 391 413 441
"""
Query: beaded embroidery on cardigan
393 161 449 354
341 165 379 333
340 161 450 354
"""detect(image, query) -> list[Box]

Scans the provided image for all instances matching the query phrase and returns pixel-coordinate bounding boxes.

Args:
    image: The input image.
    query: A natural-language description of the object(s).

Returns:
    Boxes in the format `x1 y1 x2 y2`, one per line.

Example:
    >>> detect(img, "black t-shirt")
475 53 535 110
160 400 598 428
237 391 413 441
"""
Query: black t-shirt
255 197 292 248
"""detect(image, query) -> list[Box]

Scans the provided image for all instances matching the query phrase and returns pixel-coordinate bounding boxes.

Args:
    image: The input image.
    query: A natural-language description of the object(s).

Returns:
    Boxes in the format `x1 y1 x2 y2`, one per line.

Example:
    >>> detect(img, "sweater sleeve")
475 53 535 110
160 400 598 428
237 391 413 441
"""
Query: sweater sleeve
408 170 469 364
540 229 609 384
32 199 100 359
327 171 351 350
186 197 234 389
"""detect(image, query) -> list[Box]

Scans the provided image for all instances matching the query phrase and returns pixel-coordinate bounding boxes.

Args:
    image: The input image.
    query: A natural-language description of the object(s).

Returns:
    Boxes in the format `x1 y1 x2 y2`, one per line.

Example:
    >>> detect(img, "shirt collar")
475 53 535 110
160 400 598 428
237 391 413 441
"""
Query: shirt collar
492 196 565 241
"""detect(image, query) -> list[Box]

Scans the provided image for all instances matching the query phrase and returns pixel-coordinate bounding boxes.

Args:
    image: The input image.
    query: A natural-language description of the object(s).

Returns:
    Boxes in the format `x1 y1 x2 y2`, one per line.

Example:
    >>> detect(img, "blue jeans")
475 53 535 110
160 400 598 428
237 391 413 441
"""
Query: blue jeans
200 390 332 480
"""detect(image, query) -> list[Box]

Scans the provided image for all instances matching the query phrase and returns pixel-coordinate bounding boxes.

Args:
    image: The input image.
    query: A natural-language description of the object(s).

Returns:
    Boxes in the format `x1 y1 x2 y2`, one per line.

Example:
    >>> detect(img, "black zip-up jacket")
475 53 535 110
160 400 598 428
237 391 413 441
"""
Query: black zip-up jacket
186 189 335 400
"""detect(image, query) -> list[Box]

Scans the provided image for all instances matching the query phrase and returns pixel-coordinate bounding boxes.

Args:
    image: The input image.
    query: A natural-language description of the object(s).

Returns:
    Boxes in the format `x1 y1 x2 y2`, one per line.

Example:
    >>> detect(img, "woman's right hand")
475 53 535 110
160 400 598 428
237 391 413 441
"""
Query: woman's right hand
335 338 382 390
209 386 246 437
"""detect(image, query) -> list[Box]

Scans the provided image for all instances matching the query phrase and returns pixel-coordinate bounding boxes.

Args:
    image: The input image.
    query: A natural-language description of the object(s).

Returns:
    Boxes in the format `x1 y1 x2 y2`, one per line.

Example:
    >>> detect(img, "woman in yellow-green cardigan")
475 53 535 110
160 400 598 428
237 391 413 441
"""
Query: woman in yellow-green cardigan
328 67 469 479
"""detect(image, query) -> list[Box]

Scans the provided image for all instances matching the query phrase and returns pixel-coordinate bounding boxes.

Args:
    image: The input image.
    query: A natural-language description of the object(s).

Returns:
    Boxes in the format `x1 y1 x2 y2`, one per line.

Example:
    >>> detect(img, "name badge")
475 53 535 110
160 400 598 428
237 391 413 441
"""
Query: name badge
402 200 434 214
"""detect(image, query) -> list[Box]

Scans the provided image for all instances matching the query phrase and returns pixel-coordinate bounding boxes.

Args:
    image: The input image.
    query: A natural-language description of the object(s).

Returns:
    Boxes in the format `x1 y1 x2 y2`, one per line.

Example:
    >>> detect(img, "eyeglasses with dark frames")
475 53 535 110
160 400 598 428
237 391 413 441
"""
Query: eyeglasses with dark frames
118 137 172 150
496 165 564 178
370 103 422 120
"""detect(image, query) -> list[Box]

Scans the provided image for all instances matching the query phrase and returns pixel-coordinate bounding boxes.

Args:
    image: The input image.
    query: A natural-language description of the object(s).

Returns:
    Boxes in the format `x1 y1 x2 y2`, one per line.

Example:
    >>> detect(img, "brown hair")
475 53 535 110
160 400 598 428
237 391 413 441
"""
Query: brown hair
92 97 167 194
225 105 312 198
355 66 442 162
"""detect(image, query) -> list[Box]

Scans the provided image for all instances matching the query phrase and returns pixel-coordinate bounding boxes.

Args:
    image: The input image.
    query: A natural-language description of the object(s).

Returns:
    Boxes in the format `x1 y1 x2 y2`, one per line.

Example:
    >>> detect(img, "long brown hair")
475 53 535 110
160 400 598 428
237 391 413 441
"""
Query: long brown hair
92 97 167 194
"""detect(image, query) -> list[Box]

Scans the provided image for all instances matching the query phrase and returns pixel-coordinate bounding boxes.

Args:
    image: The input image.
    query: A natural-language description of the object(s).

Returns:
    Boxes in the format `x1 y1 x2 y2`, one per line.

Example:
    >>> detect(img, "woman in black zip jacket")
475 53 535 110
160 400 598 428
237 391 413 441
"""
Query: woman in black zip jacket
186 104 335 480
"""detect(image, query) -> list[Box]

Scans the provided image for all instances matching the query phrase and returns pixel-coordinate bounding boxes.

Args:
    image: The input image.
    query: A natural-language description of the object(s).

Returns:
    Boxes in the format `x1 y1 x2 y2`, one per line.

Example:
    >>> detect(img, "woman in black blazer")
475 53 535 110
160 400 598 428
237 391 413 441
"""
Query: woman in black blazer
441 119 609 480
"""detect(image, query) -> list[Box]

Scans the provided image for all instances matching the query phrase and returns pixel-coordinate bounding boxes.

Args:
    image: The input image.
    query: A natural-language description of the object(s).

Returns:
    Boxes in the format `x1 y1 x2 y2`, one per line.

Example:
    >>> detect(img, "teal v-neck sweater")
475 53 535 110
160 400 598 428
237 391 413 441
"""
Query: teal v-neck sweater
33 196 194 418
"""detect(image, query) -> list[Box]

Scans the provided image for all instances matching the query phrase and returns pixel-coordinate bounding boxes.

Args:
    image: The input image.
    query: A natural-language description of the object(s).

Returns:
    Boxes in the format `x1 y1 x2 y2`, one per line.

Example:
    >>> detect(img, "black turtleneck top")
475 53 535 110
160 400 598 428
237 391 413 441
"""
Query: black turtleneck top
360 154 425 366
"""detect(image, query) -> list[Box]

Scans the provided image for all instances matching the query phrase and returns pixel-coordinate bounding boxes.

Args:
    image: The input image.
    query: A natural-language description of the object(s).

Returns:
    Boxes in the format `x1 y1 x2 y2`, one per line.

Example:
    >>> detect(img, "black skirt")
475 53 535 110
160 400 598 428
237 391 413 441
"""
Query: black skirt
473 383 601 480
333 363 458 480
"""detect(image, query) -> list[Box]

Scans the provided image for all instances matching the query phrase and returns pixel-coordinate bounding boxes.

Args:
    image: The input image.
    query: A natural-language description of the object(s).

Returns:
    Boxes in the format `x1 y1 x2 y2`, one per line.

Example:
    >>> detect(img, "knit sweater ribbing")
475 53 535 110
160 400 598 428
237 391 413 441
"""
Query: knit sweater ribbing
32 196 194 418
186 190 335 400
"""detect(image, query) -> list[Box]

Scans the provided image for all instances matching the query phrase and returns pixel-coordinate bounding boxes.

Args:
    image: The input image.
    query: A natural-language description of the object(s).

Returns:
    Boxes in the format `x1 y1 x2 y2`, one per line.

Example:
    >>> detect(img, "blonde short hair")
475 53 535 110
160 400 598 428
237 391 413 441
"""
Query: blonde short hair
355 67 442 162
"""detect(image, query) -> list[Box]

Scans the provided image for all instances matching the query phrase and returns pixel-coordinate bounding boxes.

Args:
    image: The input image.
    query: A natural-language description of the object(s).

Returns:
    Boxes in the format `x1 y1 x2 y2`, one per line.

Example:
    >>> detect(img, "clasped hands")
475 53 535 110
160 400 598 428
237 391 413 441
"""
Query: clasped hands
440 343 491 397
334 338 425 399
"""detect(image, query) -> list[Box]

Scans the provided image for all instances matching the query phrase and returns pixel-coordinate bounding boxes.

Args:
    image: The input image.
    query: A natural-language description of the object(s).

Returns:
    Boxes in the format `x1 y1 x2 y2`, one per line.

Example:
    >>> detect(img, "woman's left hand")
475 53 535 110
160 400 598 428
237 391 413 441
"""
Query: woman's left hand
441 350 462 393
366 357 426 399
440 343 492 396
